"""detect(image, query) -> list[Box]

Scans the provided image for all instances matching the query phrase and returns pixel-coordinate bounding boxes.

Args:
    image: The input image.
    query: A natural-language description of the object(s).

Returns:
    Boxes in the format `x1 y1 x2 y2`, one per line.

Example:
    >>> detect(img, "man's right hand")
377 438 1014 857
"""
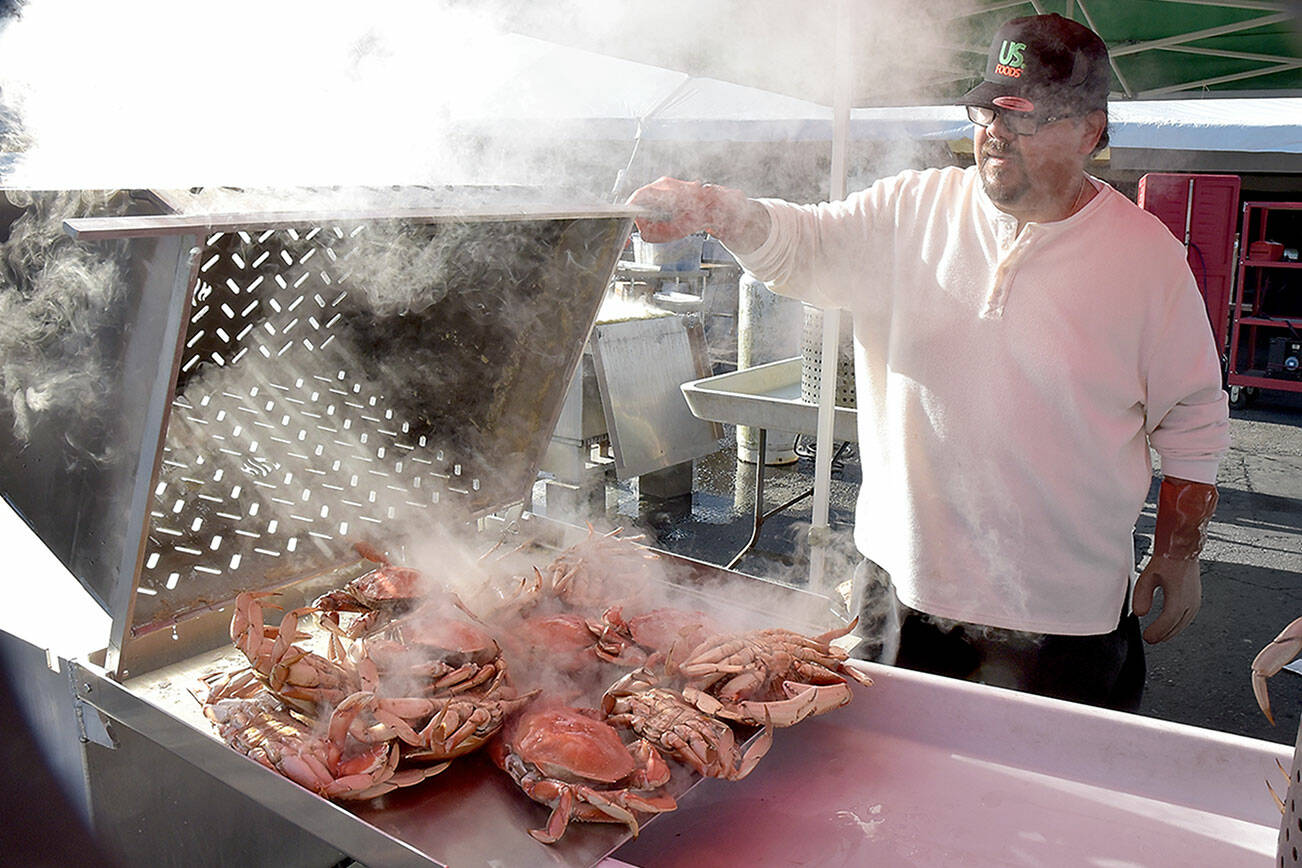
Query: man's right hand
626 177 710 243
626 177 770 254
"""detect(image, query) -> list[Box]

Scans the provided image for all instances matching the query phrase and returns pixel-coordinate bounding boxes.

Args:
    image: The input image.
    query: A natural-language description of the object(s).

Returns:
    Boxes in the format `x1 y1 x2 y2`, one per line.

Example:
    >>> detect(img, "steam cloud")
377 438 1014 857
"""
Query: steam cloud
0 191 134 459
0 0 970 199
0 0 980 646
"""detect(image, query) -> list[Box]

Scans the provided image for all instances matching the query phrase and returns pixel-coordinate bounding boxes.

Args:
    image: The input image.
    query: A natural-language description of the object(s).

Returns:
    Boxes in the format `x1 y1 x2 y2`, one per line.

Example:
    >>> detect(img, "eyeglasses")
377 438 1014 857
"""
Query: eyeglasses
966 104 1075 137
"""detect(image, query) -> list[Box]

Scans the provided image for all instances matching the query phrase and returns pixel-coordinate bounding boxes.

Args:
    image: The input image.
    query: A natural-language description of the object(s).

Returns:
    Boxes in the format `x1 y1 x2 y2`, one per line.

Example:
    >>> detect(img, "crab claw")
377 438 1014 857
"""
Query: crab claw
1251 616 1302 725
735 721 773 780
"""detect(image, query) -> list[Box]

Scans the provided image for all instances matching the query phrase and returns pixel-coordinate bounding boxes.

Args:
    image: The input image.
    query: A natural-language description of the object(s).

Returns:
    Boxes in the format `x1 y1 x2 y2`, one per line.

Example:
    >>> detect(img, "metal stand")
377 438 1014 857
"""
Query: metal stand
727 429 850 571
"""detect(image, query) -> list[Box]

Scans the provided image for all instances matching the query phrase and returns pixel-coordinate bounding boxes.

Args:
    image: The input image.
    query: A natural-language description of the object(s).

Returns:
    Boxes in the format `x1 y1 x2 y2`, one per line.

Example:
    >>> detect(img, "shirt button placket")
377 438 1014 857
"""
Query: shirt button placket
984 216 1019 318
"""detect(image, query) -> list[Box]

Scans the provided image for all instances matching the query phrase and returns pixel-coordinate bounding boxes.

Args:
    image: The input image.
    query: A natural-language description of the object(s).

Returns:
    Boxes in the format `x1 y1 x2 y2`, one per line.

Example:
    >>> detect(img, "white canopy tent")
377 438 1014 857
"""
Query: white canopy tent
1 6 1296 189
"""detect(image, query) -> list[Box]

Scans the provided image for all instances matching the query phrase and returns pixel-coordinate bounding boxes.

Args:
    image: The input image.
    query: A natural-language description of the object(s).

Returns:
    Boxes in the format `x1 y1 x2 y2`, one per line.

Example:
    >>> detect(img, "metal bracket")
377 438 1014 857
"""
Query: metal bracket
67 668 118 750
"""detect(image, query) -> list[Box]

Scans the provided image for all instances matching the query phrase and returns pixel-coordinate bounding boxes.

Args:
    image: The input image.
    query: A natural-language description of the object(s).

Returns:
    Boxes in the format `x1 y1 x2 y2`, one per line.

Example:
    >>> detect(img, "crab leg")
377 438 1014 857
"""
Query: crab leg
1252 616 1302 724
735 724 773 780
433 662 496 693
534 785 576 844
575 786 639 830
687 680 853 727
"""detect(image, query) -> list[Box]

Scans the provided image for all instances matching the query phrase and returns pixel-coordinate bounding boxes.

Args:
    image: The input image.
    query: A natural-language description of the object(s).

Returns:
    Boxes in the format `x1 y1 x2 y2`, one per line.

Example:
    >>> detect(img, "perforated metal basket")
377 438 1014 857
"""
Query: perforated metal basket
800 305 855 408
1279 719 1302 866
0 187 634 678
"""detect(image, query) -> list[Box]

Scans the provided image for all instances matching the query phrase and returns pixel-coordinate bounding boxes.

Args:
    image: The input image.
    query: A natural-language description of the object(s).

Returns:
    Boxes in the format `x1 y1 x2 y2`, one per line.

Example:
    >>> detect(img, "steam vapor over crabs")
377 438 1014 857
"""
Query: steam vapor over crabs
315 541 479 639
491 526 659 620
202 530 872 840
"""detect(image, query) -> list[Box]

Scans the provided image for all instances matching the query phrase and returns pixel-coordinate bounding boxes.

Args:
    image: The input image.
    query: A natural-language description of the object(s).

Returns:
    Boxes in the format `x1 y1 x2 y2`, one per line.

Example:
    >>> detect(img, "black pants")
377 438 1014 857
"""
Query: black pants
853 560 1146 712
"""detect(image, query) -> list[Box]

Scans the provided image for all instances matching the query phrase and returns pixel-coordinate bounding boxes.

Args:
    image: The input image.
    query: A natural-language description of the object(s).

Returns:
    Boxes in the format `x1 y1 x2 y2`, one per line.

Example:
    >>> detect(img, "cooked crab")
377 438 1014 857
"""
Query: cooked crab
1252 615 1302 726
541 526 658 613
357 602 506 696
500 612 627 676
201 681 445 801
230 591 368 714
489 705 676 844
314 543 472 638
325 679 537 762
602 668 771 780
597 606 719 669
671 620 873 727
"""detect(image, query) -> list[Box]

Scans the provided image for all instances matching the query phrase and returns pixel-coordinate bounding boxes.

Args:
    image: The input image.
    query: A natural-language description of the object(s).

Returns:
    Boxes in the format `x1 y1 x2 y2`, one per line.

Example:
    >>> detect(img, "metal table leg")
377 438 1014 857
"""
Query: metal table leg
726 429 830 570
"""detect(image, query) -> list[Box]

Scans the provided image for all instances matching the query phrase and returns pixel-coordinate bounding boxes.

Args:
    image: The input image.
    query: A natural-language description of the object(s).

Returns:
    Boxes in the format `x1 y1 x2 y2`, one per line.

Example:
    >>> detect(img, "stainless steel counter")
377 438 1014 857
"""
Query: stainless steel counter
613 662 1288 867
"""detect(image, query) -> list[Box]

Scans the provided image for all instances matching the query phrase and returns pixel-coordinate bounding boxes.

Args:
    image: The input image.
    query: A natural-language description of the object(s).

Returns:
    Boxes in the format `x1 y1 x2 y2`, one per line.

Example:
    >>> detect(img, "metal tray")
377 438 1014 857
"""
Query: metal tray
613 662 1289 866
8 496 1288 866
680 357 858 441
66 516 836 868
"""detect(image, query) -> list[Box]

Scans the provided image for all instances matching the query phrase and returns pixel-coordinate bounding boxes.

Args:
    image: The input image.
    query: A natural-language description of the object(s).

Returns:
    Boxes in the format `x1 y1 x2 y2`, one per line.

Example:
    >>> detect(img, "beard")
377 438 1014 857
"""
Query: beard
977 139 1030 206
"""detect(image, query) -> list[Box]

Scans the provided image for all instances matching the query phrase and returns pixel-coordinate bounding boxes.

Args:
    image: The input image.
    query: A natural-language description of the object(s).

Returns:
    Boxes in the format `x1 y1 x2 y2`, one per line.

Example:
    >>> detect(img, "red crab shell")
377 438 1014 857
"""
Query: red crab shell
490 705 677 843
324 564 425 608
505 613 603 673
509 707 637 783
617 607 718 655
381 605 500 663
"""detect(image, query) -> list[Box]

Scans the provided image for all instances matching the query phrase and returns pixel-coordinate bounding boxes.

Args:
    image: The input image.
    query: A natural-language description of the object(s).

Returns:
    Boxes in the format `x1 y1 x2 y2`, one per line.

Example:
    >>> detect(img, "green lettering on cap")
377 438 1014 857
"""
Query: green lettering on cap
999 40 1026 68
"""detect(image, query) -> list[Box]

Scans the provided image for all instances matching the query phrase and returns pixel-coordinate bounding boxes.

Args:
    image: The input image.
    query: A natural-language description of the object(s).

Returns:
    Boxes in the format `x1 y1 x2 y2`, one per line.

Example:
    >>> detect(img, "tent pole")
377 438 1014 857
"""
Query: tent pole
809 0 853 609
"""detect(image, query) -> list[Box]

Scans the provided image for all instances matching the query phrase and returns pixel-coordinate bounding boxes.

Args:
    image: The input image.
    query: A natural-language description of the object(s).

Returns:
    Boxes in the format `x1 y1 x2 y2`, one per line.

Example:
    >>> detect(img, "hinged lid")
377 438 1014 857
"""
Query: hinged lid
0 186 635 675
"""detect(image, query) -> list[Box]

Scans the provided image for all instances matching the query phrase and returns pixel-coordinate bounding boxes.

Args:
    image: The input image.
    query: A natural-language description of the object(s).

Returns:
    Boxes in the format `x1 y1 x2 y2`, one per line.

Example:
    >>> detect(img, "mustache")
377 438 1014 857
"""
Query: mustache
981 140 1019 159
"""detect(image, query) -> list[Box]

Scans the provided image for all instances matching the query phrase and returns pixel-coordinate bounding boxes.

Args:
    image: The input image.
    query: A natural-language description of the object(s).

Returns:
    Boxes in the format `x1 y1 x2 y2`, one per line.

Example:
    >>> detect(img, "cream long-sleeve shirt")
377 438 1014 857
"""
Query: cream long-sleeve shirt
734 165 1229 635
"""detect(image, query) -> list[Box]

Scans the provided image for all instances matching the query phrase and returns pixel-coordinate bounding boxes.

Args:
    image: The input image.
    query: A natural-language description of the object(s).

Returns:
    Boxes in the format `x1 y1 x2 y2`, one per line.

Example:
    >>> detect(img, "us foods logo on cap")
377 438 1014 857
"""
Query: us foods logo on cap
956 13 1111 115
994 40 1026 79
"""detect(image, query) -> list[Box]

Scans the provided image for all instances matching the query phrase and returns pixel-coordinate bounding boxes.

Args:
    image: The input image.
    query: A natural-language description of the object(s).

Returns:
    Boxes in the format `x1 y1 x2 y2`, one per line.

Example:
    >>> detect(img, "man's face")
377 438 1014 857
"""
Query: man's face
974 108 1103 215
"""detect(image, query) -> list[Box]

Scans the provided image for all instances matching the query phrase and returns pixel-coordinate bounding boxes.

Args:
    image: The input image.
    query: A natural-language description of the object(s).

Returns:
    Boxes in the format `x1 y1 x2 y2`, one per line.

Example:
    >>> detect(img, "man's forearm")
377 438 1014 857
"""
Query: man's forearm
698 184 771 256
1134 475 1217 643
1152 475 1219 560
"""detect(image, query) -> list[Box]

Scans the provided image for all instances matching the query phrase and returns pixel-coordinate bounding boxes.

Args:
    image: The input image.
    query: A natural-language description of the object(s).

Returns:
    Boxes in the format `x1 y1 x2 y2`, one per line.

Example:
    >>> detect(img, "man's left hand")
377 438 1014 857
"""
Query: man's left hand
1132 555 1202 644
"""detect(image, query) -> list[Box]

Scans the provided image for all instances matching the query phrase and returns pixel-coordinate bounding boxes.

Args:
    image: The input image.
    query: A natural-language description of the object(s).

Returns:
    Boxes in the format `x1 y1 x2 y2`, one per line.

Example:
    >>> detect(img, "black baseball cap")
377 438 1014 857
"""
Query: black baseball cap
958 13 1110 117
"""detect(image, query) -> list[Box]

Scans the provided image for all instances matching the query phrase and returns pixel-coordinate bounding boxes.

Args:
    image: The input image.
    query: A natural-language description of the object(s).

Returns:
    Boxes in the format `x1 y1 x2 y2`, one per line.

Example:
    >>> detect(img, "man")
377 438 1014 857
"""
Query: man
628 14 1227 710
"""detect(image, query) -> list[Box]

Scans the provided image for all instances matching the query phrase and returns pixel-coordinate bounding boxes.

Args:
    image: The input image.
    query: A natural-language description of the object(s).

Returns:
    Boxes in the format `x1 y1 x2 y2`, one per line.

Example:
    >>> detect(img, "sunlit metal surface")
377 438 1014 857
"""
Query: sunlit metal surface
590 313 721 480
